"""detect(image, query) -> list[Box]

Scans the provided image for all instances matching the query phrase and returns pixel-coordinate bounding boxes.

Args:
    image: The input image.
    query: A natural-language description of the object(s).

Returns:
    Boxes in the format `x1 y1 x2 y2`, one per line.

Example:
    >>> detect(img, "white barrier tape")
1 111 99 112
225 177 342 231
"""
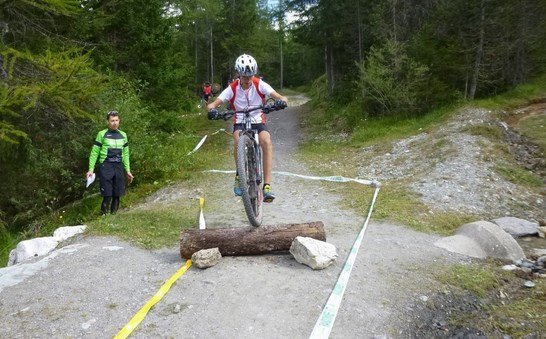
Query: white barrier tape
206 169 381 337
274 171 380 187
310 186 380 339
187 135 208 155
206 170 380 188
187 130 232 156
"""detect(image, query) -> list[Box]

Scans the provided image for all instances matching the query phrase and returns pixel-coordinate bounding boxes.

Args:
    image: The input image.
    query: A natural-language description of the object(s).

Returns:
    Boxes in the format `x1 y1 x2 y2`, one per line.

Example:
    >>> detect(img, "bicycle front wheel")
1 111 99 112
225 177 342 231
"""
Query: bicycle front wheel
237 134 263 227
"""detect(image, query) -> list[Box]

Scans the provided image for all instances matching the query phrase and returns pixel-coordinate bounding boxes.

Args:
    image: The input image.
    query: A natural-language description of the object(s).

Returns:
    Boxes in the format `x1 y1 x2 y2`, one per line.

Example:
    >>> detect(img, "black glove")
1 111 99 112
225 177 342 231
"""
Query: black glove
274 100 287 109
208 108 218 120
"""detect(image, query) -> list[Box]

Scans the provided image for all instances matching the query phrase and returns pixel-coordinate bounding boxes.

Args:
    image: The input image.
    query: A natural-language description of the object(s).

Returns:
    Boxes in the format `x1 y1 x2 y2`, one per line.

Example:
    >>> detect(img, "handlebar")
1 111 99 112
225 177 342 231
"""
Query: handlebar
211 102 287 121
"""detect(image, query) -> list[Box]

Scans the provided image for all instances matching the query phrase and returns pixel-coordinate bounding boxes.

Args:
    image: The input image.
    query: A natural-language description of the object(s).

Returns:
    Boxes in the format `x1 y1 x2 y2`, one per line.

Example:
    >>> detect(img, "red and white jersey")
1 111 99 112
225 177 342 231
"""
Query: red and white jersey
217 77 274 124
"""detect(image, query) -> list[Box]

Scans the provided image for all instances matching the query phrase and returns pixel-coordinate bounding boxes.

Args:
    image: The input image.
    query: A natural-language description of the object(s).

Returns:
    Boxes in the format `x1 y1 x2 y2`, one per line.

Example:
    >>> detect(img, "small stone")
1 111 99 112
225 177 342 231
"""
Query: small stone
502 264 518 271
523 280 535 288
191 248 222 269
173 304 181 313
81 319 96 330
419 295 428 302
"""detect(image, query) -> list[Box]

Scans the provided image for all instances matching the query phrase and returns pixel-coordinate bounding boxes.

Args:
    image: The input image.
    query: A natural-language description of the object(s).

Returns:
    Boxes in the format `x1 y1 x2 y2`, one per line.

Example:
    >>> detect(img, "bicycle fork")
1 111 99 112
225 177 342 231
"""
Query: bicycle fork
253 130 263 185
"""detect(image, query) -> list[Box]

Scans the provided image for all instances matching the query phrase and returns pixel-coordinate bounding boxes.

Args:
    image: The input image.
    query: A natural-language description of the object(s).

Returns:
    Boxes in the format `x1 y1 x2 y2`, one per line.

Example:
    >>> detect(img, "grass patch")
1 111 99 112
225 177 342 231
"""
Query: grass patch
437 264 501 298
462 123 504 141
495 164 543 188
0 225 18 266
336 181 477 236
475 74 546 110
515 113 546 155
87 205 196 249
350 105 457 147
485 281 546 337
436 263 546 337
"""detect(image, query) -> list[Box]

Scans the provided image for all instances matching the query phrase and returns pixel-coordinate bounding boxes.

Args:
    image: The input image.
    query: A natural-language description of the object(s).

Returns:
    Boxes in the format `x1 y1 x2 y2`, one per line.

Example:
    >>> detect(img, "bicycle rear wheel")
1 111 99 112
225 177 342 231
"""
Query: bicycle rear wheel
237 134 263 227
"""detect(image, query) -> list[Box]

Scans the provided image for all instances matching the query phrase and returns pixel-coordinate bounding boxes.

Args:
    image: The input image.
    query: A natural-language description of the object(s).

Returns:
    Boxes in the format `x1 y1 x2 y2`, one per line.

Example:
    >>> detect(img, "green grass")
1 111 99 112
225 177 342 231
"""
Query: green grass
437 264 501 298
87 206 196 249
495 164 543 188
462 123 504 141
0 225 18 266
515 113 546 155
436 263 546 337
485 282 546 337
475 74 546 110
350 105 457 147
337 181 477 236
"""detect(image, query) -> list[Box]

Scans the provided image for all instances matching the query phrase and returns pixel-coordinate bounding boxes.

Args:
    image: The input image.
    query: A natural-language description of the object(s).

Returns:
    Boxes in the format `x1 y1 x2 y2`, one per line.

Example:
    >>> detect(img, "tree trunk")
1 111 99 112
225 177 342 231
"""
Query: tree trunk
469 0 485 100
357 2 362 64
210 27 214 83
180 221 326 259
325 44 334 95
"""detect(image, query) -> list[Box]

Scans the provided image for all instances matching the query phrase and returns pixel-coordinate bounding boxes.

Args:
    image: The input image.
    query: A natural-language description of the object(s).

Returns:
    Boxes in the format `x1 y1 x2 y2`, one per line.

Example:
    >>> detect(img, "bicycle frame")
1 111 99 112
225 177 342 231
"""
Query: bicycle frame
215 103 283 226
240 112 263 186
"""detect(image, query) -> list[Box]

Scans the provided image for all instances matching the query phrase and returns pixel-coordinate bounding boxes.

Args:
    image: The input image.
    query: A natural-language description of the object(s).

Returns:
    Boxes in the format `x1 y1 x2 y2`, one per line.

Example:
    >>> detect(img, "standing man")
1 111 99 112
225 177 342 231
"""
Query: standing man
207 54 287 202
86 110 134 215
202 81 212 103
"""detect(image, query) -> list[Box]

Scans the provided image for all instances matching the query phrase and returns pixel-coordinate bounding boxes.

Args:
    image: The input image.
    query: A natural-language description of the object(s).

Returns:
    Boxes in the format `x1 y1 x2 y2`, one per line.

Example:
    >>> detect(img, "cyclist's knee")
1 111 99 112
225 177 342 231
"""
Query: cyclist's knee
259 131 271 144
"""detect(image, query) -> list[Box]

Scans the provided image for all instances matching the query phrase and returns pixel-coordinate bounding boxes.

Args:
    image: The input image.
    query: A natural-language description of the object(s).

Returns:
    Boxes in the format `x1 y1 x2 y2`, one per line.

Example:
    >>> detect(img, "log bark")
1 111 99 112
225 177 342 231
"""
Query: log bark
180 221 326 259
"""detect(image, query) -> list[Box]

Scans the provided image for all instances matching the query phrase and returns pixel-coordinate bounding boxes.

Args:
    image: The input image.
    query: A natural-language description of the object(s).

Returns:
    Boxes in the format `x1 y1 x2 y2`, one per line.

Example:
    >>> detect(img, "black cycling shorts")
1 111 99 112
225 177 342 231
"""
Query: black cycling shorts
99 162 126 197
233 123 269 134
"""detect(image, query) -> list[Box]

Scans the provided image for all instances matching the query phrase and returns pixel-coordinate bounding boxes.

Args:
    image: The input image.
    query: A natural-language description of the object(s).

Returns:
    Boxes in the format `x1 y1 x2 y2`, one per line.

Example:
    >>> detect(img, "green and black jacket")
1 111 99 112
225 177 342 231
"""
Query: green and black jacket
88 129 130 172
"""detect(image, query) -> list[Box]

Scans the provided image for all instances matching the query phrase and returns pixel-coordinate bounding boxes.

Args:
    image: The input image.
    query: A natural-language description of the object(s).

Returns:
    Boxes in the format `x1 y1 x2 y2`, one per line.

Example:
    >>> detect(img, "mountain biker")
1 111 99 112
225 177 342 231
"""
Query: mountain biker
202 81 212 103
86 110 134 215
207 54 288 202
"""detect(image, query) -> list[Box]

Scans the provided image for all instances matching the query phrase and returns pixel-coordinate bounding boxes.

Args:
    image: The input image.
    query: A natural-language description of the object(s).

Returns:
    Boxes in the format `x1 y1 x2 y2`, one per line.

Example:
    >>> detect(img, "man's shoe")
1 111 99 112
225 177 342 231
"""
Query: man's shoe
263 184 275 203
234 176 242 196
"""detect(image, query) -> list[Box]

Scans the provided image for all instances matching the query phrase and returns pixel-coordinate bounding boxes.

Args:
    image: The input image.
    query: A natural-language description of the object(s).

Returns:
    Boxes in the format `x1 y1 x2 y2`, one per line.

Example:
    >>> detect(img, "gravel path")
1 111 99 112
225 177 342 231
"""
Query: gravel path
0 95 471 338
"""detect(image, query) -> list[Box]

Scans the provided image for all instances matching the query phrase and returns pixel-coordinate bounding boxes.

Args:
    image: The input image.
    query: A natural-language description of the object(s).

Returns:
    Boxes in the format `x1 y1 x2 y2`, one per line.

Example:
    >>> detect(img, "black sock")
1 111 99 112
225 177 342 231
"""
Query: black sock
111 197 120 214
101 197 112 215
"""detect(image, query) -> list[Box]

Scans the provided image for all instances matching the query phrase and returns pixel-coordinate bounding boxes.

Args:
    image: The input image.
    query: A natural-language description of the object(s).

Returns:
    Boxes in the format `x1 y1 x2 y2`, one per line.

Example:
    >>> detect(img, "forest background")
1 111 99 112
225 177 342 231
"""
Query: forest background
1 0 545 264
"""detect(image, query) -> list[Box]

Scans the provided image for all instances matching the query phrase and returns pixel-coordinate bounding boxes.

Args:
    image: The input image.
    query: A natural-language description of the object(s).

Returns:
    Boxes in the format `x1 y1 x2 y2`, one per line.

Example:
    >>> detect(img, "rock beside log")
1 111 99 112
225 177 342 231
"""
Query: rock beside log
191 248 222 269
180 221 325 259
290 236 338 270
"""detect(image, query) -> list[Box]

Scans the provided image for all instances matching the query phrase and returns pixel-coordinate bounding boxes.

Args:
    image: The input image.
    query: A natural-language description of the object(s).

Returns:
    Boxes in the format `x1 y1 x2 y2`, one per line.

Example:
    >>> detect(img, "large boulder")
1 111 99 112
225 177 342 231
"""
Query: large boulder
7 225 87 266
290 236 338 270
7 237 60 266
435 221 525 261
53 225 86 242
491 217 539 237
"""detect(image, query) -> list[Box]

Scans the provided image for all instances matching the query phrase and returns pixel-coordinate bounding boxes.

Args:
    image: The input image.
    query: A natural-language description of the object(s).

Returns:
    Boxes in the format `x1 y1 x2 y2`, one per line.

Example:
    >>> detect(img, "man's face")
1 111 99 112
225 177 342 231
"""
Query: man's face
107 116 120 130
240 75 252 86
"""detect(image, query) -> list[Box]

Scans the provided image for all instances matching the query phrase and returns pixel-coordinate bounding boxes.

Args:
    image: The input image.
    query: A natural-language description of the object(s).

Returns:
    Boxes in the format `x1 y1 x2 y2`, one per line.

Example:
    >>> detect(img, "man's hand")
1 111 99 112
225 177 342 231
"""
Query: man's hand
126 172 134 184
208 108 218 120
86 171 94 178
274 99 287 109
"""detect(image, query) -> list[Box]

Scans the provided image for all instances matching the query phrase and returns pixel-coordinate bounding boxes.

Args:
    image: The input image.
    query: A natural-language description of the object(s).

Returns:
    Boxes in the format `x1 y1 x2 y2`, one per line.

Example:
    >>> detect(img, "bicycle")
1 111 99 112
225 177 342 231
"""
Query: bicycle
210 101 286 227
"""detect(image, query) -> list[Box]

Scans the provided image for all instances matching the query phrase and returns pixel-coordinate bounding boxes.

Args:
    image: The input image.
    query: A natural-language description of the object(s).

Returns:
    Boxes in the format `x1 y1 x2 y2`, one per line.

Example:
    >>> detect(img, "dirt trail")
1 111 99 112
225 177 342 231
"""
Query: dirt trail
0 95 469 338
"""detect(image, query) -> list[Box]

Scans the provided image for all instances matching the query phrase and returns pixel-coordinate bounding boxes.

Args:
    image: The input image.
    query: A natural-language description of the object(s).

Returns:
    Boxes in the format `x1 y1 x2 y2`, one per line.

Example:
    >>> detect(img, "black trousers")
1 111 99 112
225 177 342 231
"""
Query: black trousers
99 162 126 197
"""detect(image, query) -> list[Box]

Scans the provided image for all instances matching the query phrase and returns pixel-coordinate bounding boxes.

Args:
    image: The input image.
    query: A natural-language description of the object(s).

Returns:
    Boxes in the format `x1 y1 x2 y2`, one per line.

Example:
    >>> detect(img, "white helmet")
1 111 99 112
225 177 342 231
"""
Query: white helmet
235 54 258 76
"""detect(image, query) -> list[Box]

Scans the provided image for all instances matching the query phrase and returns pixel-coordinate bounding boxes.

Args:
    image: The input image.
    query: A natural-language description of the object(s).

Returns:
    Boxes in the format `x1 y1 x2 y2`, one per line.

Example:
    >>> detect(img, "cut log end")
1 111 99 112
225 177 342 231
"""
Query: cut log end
180 221 325 259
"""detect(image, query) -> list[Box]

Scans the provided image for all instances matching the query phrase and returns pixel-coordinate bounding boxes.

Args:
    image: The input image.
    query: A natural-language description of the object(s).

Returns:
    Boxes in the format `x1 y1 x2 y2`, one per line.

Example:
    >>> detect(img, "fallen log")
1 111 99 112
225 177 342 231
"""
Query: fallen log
180 221 325 259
